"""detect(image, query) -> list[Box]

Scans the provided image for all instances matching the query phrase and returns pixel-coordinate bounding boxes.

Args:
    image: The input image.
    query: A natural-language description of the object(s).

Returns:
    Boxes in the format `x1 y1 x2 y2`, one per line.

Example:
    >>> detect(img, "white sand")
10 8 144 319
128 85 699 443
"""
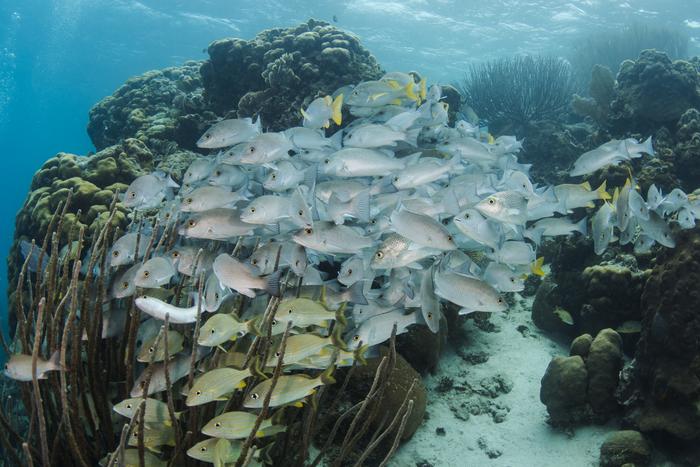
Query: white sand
390 295 615 467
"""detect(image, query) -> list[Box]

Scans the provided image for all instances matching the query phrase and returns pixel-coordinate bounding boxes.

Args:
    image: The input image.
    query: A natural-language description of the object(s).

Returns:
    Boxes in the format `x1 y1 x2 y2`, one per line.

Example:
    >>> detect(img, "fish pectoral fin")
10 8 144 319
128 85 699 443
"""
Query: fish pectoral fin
293 401 305 408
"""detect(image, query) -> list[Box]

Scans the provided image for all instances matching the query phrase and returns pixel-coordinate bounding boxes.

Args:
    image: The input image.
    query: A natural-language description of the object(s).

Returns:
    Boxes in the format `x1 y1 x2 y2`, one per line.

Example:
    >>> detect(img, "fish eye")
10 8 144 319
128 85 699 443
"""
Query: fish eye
287 309 293 314
522 183 526 188
204 133 211 139
324 159 330 164
497 298 504 304
488 198 495 205
271 174 277 180
200 447 207 452
196 390 202 396
427 312 433 319
128 191 136 199
164 212 171 220
121 282 129 289
271 319 278 325
126 404 132 409
304 228 313 234
347 268 353 275
214 422 221 428
248 146 255 153
250 207 256 213
275 351 281 357
353 335 360 341
172 251 180 258
112 250 120 257
298 210 304 216
188 219 196 228
143 270 150 278
370 219 376 224
393 176 399 182
375 251 384 259
215 170 221 176
251 259 258 265
251 393 259 400
447 235 453 241
185 198 193 204
214 293 219 300
148 347 154 353
510 277 515 282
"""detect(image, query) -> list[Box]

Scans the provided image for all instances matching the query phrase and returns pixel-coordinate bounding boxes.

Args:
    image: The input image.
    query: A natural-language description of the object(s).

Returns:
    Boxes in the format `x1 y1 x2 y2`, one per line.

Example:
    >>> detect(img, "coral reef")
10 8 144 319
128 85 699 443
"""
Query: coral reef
201 19 383 132
632 230 700 442
540 328 623 424
599 430 651 467
539 355 589 423
610 50 700 131
571 65 616 126
88 62 209 154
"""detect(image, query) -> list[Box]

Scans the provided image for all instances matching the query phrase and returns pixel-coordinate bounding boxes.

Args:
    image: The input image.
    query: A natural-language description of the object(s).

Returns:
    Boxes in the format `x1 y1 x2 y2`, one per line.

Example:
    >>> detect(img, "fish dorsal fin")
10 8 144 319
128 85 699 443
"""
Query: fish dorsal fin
580 181 592 191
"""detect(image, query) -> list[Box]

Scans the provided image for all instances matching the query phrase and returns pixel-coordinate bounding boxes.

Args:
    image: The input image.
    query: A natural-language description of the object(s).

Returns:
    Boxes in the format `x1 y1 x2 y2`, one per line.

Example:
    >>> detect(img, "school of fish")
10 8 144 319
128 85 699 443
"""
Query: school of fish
9 70 700 465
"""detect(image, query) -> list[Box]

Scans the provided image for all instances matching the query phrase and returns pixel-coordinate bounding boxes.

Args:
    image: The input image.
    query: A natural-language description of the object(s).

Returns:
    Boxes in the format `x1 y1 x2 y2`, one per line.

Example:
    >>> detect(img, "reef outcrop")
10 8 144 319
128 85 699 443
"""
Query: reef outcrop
200 19 383 132
632 231 700 441
540 328 623 424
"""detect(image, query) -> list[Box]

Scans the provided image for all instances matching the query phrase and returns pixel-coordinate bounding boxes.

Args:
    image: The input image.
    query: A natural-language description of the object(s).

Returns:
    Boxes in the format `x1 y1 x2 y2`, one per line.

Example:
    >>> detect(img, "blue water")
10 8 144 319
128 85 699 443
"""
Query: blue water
0 0 698 335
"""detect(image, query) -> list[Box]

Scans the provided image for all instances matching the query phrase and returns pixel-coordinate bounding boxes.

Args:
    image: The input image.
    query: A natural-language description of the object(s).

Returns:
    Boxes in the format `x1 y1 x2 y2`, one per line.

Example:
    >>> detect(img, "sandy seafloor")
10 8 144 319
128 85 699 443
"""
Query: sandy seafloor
389 295 616 467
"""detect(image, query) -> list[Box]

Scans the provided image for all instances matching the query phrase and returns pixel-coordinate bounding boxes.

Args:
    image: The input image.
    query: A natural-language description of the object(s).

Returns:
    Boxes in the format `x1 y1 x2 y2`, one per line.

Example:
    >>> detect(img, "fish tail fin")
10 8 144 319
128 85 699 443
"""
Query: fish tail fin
642 136 655 157
404 82 418 102
404 128 420 147
576 217 588 236
530 256 545 277
48 350 63 372
329 129 343 150
319 364 336 386
331 94 343 126
265 270 282 297
419 78 427 101
348 281 368 305
354 190 371 224
525 227 544 247
612 186 620 205
597 180 611 200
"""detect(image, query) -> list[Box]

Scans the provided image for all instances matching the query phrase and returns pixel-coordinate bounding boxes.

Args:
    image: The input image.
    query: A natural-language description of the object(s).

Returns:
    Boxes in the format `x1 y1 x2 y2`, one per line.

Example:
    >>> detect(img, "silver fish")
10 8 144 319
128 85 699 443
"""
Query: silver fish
433 269 506 315
179 208 255 240
197 116 261 149
389 208 456 250
213 254 281 298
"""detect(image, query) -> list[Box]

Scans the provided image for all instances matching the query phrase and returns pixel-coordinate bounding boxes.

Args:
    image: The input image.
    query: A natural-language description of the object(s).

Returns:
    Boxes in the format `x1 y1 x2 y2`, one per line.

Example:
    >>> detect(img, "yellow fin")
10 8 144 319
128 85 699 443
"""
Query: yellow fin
487 133 495 144
580 181 592 190
256 430 265 437
404 82 418 102
323 121 330 129
293 401 304 408
369 92 387 102
324 95 332 106
236 380 247 389
386 80 401 89
331 94 343 126
612 187 620 204
390 98 402 105
300 107 310 120
419 77 427 100
530 256 545 277
597 180 611 200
